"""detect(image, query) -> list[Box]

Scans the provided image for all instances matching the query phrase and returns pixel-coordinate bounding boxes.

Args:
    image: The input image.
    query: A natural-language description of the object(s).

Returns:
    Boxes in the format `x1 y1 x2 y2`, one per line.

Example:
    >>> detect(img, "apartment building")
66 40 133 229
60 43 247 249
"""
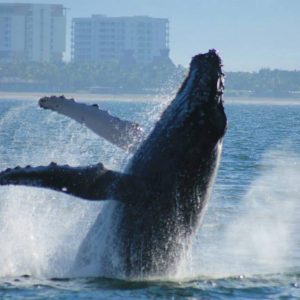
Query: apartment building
0 3 66 62
72 15 169 64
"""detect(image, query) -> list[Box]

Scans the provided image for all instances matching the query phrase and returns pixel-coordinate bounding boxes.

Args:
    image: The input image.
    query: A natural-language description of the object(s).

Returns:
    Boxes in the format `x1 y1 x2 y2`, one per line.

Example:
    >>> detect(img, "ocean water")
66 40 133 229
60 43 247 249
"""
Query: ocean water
0 97 299 299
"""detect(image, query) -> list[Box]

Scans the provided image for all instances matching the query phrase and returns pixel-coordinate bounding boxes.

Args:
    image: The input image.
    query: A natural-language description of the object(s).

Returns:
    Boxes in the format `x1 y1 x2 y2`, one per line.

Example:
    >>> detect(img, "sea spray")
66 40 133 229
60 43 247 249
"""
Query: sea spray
71 98 173 277
0 102 127 277
188 149 300 278
0 99 165 278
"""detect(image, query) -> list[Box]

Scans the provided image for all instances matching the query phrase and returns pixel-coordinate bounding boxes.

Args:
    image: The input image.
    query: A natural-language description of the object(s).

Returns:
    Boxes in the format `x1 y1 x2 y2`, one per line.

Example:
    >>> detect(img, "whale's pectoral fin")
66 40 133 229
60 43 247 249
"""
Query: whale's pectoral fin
39 96 144 152
0 162 137 201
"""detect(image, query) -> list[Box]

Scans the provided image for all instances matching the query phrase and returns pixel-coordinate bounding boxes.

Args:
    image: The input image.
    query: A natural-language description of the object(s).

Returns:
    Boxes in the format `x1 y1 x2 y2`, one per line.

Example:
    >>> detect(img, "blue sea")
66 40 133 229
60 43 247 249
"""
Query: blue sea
0 97 299 299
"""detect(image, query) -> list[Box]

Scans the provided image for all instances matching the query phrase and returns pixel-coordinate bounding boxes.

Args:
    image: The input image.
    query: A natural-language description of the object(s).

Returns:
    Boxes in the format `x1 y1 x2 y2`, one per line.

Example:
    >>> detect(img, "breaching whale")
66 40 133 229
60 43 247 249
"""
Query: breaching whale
0 50 227 278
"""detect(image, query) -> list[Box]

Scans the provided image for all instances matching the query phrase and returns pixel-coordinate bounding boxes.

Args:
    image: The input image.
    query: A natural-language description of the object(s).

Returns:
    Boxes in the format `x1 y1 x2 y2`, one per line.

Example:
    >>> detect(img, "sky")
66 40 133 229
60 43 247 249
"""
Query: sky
2 0 300 71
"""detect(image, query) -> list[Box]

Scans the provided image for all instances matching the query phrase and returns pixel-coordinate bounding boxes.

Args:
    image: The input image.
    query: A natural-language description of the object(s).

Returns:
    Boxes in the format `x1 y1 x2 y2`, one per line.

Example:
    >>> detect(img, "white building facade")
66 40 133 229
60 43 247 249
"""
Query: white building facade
0 3 66 62
72 15 170 64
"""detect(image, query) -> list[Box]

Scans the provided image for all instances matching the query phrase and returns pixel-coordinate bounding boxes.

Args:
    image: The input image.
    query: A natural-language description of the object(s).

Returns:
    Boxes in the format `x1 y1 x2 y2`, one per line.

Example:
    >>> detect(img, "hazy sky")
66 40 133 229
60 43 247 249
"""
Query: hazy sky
2 0 300 71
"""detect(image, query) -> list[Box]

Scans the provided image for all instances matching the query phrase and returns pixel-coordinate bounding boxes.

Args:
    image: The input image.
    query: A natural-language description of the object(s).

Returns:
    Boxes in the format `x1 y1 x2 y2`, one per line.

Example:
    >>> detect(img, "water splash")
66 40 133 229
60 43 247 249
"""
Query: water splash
188 149 300 278
0 99 166 278
0 103 112 278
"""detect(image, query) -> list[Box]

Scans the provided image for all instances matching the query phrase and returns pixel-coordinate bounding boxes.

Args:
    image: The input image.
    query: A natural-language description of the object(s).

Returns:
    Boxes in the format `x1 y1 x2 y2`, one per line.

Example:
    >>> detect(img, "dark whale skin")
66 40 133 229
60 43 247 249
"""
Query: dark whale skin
111 50 227 277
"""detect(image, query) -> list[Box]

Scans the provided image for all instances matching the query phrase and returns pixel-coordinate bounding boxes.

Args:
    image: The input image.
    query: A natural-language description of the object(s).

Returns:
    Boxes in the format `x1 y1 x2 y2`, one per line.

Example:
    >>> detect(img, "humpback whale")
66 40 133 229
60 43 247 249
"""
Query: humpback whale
0 50 227 278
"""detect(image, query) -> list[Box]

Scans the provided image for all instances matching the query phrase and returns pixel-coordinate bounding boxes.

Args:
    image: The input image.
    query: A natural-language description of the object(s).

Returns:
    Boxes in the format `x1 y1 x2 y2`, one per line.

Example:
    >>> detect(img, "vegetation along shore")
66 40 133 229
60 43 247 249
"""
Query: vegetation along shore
1 61 300 99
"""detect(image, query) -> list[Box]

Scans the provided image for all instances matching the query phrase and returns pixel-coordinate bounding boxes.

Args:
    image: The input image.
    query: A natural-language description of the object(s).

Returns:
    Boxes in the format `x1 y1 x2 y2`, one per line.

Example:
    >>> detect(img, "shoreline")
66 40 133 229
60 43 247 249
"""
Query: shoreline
0 91 300 105
0 91 163 103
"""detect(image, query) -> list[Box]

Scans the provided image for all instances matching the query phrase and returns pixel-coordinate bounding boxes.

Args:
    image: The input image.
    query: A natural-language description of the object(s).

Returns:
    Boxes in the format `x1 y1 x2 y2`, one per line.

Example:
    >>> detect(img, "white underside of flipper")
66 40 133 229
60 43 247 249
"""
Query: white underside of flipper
39 96 144 151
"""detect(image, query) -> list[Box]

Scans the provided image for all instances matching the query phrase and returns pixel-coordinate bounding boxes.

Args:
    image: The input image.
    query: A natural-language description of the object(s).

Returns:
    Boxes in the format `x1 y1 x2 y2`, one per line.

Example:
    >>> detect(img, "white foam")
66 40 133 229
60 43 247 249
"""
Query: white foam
187 149 300 278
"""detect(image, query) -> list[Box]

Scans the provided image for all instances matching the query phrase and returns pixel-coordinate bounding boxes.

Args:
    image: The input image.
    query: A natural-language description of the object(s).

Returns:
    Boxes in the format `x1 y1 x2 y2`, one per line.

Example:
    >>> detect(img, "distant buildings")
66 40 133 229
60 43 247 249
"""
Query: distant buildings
71 15 170 65
0 3 171 65
0 3 66 62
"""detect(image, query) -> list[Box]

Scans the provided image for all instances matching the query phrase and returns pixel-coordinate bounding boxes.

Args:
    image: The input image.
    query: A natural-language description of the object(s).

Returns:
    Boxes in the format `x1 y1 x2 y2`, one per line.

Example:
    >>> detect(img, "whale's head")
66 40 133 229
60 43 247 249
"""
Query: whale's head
131 50 227 180
175 49 226 139
158 50 227 164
